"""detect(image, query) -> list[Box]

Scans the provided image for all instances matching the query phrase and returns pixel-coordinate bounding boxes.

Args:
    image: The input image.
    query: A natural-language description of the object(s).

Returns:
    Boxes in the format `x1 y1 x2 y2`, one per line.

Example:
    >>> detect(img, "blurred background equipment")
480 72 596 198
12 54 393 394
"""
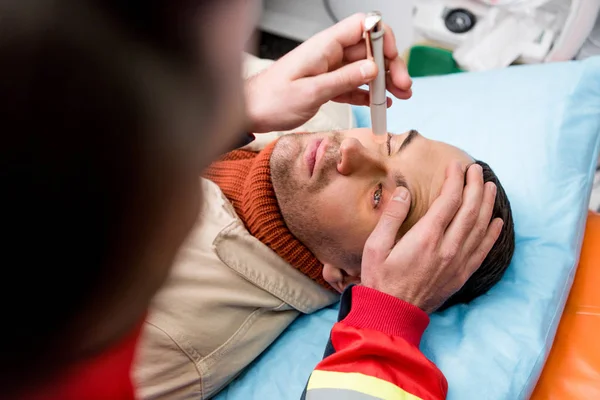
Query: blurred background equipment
258 0 600 72
259 0 415 56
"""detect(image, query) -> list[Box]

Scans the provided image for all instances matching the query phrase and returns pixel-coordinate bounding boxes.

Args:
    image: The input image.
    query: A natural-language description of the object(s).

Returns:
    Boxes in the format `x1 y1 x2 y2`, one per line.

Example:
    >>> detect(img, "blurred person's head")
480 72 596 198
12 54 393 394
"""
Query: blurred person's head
0 0 253 392
205 128 514 311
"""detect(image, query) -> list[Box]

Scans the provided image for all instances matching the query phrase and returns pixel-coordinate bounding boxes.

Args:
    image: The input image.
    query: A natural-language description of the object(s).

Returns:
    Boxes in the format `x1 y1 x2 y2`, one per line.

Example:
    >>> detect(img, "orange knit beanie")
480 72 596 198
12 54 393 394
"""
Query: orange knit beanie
203 141 331 290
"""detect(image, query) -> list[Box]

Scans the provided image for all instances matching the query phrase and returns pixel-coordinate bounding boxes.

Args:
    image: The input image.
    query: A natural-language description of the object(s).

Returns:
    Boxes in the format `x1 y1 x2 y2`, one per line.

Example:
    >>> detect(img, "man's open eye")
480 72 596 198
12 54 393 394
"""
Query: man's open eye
373 183 383 208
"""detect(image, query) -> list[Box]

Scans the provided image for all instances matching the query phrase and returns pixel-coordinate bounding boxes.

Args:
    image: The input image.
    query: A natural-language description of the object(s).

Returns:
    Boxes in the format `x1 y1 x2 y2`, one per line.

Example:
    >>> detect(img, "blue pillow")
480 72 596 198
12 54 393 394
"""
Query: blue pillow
216 57 600 400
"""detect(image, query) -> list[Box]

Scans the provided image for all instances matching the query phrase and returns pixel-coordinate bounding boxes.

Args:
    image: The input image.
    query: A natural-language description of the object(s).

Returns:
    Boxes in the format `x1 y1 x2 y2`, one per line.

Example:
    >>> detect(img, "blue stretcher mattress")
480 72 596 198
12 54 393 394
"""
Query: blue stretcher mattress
216 57 600 400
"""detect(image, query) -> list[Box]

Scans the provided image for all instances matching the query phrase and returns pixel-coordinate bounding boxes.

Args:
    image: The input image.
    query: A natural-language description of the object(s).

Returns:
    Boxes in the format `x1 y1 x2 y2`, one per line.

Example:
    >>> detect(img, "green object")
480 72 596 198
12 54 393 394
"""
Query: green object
407 45 463 78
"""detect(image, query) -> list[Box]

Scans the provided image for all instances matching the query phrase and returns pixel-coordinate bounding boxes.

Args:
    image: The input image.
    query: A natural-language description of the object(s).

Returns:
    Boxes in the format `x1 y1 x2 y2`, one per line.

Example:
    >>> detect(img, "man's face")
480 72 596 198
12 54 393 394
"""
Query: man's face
270 128 473 289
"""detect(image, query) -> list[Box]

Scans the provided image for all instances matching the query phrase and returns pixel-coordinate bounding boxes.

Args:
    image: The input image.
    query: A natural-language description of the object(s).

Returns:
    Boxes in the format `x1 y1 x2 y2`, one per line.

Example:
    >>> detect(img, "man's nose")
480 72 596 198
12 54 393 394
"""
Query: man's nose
336 138 386 176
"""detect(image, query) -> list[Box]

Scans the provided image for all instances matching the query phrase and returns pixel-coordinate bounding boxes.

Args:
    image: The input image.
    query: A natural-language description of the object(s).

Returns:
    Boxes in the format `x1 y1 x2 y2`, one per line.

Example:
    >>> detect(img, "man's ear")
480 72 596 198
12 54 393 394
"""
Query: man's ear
322 264 345 293
323 263 361 293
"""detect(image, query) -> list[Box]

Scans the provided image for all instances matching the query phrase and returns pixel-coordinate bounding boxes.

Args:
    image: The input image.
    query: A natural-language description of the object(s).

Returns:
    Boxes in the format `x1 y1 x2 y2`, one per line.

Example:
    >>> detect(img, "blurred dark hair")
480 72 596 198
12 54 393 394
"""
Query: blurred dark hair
0 0 216 392
439 160 515 310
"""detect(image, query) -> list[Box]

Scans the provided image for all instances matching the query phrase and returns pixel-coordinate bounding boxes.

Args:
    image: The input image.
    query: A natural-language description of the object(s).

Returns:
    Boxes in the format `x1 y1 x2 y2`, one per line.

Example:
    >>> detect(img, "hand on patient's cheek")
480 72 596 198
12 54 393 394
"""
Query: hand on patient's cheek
361 163 503 314
361 186 411 285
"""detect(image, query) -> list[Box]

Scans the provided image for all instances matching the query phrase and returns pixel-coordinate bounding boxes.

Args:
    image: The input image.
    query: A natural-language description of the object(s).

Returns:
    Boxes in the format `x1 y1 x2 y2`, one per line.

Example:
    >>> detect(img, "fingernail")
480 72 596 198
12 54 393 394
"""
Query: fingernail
489 183 497 196
497 219 504 230
469 163 482 174
393 187 409 201
360 60 377 79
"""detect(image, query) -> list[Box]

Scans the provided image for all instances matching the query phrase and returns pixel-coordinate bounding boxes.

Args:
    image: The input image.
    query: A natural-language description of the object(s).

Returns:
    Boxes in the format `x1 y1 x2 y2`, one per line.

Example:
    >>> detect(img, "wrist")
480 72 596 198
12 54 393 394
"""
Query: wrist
342 285 430 347
244 74 271 134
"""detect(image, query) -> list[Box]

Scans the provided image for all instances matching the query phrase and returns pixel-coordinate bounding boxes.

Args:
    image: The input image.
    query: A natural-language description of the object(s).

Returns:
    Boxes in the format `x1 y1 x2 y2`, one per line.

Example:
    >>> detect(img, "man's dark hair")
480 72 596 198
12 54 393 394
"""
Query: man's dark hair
439 160 516 310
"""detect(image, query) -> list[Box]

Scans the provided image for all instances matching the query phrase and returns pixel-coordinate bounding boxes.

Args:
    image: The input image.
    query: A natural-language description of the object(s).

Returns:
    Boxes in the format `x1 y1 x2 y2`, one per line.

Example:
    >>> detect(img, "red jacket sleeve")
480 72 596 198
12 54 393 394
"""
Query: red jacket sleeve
18 320 143 400
303 285 448 400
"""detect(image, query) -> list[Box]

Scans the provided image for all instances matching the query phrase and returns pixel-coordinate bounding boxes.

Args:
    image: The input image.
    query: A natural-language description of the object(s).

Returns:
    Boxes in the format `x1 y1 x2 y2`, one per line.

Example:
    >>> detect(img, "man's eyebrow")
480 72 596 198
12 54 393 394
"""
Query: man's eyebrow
393 172 408 189
392 171 415 215
399 129 419 153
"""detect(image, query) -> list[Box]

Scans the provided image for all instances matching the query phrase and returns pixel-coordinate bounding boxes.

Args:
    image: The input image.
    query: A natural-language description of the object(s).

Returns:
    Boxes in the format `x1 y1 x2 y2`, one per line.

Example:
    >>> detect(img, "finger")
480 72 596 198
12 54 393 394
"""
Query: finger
343 23 399 64
442 163 484 252
415 161 464 235
343 42 367 63
322 13 368 48
363 187 411 263
331 88 370 106
344 50 394 70
332 90 369 106
279 13 368 79
381 23 399 60
331 90 393 107
461 180 497 256
340 56 412 101
346 53 392 71
300 60 378 106
386 57 412 97
386 75 412 100
463 218 504 278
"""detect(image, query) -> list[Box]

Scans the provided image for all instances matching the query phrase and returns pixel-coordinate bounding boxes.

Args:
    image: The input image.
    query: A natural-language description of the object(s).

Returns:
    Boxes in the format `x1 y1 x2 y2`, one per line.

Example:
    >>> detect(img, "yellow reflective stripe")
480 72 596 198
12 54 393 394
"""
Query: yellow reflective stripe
307 370 423 400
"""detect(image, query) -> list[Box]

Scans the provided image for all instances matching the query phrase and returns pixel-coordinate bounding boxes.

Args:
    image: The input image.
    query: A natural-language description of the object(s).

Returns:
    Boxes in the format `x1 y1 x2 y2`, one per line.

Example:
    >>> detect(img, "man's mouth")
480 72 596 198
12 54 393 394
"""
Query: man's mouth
304 138 323 177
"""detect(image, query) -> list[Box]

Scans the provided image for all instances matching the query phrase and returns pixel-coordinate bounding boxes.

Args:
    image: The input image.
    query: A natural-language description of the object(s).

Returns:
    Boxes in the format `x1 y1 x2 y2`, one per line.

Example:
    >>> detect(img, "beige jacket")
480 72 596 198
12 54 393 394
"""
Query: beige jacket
133 54 355 399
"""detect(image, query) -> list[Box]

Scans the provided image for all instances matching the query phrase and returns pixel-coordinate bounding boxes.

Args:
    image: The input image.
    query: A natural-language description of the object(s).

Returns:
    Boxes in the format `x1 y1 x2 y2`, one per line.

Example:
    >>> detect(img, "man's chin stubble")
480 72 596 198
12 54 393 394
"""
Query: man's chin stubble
271 135 301 196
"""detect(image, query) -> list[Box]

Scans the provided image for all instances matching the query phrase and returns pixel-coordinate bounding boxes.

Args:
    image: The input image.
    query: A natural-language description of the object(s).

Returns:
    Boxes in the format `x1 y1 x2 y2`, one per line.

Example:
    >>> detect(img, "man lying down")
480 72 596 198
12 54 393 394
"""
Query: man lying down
134 128 515 399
